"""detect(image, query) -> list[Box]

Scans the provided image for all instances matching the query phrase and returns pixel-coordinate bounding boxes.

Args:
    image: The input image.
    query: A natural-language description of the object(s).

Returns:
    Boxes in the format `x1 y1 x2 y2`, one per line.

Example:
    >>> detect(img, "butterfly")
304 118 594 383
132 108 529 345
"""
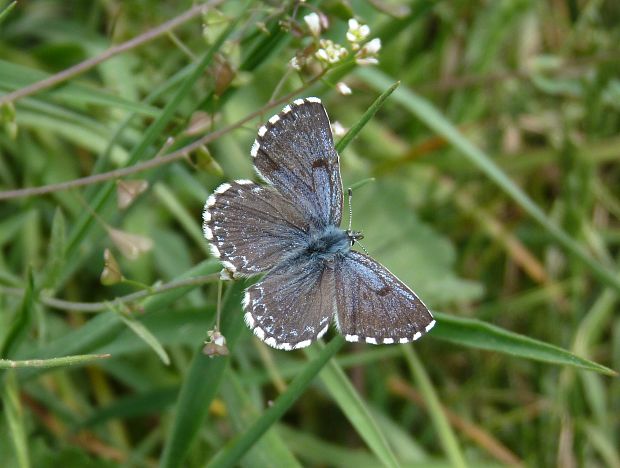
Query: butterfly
202 97 435 350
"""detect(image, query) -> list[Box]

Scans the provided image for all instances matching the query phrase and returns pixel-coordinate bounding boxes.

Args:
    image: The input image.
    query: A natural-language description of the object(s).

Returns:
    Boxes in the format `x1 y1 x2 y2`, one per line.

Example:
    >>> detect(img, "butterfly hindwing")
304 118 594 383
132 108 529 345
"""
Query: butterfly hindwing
252 98 343 229
334 251 435 344
243 258 335 350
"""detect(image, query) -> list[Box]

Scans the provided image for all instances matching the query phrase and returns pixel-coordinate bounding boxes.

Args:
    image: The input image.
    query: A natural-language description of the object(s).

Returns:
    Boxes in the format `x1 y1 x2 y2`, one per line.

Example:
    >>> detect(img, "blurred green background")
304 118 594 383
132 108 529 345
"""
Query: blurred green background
1 0 619 466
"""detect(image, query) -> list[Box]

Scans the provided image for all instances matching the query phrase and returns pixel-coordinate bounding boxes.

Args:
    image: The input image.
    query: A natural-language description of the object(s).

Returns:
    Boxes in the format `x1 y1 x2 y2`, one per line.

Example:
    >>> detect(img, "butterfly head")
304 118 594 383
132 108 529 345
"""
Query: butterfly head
346 230 364 246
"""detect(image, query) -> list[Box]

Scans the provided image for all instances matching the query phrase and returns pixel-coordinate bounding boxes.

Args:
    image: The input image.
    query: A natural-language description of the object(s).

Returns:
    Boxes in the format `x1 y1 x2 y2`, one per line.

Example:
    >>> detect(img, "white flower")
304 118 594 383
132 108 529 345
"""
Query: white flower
346 18 370 49
355 38 381 66
315 39 348 64
355 57 379 66
336 82 352 95
331 121 347 137
363 38 381 54
304 12 321 37
289 56 303 70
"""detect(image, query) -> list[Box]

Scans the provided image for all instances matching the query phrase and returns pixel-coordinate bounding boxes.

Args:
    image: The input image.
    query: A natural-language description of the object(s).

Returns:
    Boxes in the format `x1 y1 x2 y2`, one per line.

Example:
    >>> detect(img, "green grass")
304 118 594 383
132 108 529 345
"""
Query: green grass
1 1 619 466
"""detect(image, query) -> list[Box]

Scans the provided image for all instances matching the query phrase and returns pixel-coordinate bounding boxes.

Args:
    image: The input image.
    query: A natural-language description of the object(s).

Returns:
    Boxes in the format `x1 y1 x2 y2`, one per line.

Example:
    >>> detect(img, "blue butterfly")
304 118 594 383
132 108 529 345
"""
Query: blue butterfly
203 98 435 350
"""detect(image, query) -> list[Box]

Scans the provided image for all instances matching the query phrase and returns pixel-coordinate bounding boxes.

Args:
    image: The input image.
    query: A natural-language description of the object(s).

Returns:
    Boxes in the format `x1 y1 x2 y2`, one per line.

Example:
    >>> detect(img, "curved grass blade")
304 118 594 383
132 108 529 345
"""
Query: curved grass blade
402 348 467 468
115 309 170 365
0 1 16 25
335 81 399 152
303 343 401 468
433 312 616 376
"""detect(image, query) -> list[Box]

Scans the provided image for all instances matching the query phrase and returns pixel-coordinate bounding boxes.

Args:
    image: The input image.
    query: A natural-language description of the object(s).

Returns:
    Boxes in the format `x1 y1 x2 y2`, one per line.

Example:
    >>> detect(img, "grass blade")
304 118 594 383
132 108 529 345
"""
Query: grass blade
221 370 302 467
1 269 35 359
335 81 400 153
2 370 30 468
304 344 401 468
402 348 467 468
433 312 616 375
0 1 16 25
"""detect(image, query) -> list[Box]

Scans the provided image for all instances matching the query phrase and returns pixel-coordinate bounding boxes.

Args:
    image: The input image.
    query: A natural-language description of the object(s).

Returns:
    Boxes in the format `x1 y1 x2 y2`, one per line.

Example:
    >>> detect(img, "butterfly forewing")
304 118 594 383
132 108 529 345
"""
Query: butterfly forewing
203 180 309 277
252 98 343 228
334 251 435 344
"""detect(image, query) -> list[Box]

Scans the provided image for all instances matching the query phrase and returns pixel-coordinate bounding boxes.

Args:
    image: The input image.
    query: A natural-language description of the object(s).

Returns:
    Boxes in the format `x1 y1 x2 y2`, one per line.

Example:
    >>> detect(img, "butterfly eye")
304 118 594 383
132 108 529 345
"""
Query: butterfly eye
347 230 364 246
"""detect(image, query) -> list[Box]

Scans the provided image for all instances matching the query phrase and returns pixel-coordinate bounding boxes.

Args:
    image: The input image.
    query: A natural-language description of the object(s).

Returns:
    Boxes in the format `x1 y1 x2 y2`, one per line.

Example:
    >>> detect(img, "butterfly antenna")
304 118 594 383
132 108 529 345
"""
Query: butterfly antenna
347 187 353 232
356 240 370 255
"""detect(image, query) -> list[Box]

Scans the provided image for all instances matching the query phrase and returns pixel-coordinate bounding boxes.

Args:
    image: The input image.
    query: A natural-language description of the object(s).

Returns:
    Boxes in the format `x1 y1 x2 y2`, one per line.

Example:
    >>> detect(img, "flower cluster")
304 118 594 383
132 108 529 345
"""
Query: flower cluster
315 39 348 64
291 13 382 74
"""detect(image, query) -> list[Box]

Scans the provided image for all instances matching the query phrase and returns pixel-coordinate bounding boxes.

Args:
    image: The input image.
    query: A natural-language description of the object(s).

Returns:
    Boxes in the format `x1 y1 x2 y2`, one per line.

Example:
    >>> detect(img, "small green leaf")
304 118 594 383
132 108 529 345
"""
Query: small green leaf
116 309 170 365
0 101 17 138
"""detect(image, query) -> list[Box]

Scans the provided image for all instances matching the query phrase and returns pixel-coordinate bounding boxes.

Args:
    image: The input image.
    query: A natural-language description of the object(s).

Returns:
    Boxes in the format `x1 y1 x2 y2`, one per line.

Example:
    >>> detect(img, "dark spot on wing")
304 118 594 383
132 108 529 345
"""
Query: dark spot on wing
258 151 280 175
377 286 391 297
312 158 329 169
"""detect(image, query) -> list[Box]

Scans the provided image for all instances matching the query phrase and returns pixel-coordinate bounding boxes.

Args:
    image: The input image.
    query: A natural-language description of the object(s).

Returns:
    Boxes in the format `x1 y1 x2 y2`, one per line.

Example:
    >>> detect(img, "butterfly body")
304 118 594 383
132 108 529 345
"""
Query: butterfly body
305 225 350 259
203 97 435 350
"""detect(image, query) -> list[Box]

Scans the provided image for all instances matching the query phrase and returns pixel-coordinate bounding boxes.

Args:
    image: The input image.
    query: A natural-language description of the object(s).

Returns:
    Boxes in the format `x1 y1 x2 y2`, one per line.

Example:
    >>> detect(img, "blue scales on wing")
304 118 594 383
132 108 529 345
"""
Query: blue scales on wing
242 257 335 350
